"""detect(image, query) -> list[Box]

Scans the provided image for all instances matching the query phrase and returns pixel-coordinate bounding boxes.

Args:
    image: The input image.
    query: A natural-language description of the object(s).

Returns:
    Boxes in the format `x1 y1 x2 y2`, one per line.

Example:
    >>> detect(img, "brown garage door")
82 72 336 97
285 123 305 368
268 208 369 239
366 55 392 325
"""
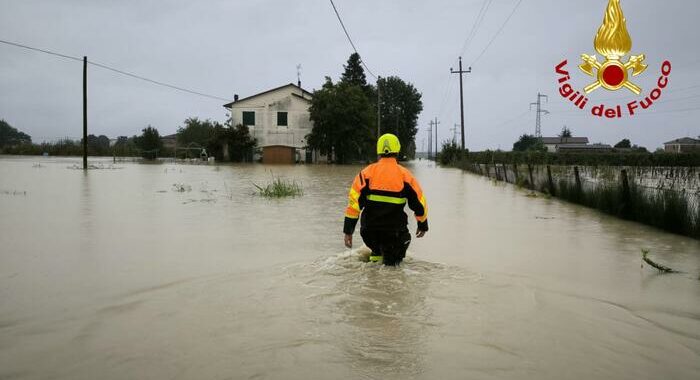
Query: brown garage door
262 145 295 164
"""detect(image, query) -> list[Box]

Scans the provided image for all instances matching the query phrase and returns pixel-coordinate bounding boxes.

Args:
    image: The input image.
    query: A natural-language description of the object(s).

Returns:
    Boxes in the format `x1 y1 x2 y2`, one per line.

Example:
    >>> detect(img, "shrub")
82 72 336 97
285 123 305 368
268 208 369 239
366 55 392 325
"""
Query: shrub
253 177 303 198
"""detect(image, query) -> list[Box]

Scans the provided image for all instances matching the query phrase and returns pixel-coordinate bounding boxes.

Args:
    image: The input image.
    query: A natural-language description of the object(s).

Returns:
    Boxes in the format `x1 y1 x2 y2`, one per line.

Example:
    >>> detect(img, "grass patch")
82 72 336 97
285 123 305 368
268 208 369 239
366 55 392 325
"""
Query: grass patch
253 177 303 198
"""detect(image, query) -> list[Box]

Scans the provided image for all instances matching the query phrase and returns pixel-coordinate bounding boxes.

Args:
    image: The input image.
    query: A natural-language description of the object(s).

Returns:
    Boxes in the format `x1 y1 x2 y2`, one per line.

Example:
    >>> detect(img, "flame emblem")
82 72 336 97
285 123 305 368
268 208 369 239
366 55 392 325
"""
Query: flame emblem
579 0 647 94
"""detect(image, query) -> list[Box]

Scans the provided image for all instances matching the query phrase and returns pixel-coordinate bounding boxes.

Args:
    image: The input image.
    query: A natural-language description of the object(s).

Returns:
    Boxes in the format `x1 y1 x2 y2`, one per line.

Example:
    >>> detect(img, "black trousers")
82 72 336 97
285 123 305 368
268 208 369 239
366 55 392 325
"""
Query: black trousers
360 229 411 266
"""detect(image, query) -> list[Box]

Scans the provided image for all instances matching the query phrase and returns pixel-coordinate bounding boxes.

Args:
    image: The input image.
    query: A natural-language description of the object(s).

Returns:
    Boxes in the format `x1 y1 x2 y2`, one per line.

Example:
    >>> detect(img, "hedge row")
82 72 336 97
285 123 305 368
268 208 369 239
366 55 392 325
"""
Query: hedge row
445 150 700 167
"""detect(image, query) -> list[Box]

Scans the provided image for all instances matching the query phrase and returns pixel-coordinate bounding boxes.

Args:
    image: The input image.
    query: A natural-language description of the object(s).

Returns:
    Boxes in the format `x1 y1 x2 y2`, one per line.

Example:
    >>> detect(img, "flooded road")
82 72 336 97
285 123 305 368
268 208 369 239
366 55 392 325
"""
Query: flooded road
1 156 699 379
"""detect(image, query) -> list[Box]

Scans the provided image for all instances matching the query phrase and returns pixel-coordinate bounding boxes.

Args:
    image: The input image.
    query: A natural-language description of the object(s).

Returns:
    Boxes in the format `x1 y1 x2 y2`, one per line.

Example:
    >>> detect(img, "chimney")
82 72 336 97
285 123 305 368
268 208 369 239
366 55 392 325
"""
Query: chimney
234 94 239 102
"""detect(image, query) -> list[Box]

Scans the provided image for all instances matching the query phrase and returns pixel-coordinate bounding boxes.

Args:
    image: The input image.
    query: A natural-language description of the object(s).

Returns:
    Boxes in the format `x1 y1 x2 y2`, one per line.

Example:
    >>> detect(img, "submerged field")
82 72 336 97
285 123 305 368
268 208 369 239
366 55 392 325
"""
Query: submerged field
1 156 699 380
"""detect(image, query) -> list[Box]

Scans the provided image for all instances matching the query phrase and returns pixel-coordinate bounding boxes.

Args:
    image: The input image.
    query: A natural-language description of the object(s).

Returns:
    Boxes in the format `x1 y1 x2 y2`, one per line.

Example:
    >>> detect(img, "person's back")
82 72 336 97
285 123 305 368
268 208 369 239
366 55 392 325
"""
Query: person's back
343 134 428 265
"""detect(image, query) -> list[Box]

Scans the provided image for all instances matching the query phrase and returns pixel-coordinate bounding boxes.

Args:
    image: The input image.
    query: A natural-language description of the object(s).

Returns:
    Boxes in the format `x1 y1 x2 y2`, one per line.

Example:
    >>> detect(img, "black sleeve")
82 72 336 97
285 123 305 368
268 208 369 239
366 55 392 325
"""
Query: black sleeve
404 182 428 231
343 217 359 235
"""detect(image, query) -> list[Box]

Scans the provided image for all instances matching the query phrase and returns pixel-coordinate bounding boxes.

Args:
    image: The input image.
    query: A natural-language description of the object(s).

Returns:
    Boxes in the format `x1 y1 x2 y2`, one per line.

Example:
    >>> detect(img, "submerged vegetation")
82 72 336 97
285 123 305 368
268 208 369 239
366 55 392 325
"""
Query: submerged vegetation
641 249 676 273
253 177 303 198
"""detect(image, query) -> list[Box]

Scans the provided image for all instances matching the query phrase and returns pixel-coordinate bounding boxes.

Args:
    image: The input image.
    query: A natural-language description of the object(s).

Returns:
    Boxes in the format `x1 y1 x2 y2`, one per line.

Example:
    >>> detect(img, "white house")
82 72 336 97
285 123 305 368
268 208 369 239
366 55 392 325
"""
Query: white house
224 83 317 164
664 137 700 153
541 137 590 152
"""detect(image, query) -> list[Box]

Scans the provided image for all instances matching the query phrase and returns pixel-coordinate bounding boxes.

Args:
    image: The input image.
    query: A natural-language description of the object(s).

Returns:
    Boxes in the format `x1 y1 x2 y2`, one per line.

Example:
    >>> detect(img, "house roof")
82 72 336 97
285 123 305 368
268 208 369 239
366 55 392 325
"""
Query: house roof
558 143 612 150
223 83 313 108
663 137 700 145
541 137 589 144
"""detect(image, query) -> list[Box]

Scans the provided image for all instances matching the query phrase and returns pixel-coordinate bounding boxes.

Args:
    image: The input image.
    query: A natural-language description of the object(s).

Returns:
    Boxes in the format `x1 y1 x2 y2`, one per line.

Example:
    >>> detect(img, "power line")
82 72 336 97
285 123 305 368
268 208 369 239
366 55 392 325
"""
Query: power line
458 0 493 57
0 38 82 62
490 110 530 130
0 38 230 102
470 0 524 66
438 0 493 122
87 61 229 101
328 0 377 79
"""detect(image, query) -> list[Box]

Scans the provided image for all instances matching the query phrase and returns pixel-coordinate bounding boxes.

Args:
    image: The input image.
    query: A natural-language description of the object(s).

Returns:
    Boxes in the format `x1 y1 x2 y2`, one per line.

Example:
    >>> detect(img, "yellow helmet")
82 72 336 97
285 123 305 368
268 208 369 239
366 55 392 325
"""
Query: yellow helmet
377 133 401 155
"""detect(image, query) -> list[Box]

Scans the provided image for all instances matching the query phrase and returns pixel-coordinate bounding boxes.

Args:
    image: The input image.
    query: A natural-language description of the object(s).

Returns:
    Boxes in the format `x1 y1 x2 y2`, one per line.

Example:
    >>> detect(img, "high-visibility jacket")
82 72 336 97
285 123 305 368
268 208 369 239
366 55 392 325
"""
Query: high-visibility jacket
343 157 428 235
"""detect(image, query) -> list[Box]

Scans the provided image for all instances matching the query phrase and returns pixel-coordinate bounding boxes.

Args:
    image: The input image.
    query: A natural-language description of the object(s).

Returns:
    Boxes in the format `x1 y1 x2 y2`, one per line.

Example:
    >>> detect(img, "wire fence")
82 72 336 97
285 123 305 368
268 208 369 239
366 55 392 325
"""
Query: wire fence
461 162 700 239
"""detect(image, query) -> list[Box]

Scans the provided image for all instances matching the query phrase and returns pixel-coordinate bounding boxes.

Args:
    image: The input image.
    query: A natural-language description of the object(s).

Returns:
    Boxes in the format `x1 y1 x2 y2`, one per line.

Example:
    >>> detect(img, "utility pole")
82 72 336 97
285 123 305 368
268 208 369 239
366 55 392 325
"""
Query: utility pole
427 123 433 160
529 93 549 138
451 123 460 143
83 56 88 170
433 117 440 157
377 76 381 138
451 56 471 150
429 118 440 159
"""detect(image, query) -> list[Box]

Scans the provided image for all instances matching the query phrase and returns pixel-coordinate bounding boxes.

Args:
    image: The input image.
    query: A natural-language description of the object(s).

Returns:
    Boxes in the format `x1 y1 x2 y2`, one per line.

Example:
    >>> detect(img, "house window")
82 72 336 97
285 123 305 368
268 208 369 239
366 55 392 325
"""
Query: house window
277 112 288 126
242 111 255 126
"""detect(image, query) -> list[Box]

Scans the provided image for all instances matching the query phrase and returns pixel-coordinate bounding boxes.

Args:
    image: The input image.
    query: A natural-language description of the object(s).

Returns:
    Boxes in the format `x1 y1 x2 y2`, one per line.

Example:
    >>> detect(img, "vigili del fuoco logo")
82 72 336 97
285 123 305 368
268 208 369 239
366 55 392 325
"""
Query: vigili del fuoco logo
555 0 671 118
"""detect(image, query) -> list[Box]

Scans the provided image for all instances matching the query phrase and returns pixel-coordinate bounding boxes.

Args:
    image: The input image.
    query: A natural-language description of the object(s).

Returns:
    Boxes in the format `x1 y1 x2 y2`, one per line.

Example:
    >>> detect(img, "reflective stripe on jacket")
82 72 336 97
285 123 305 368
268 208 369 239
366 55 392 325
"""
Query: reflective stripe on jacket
343 157 428 234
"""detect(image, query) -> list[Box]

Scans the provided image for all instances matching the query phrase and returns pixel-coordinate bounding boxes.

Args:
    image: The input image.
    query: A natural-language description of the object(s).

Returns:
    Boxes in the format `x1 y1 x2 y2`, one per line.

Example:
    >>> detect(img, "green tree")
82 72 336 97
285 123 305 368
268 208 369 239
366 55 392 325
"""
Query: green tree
614 138 631 148
177 118 215 147
559 126 572 138
84 134 111 155
0 119 32 148
513 134 546 152
307 77 373 164
227 124 257 162
113 136 139 157
137 125 162 159
308 53 423 162
377 76 423 159
341 52 369 93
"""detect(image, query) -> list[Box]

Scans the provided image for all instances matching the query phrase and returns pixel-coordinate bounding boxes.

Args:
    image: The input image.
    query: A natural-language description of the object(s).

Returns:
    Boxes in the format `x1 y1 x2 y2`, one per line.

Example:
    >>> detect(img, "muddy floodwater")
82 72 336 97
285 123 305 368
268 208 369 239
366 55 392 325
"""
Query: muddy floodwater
1 156 699 380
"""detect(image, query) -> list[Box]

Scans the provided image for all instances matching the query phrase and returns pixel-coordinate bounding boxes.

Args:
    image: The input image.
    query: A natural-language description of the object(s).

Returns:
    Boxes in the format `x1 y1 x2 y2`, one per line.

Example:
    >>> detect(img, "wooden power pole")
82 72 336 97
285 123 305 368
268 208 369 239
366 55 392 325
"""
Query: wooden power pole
83 56 88 170
377 76 381 138
433 117 440 157
451 57 471 150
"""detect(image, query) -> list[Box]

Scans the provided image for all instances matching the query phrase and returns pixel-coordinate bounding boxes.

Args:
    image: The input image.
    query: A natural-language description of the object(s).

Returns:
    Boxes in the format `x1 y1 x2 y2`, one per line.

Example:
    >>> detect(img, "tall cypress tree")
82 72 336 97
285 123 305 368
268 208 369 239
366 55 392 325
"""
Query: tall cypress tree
341 53 369 92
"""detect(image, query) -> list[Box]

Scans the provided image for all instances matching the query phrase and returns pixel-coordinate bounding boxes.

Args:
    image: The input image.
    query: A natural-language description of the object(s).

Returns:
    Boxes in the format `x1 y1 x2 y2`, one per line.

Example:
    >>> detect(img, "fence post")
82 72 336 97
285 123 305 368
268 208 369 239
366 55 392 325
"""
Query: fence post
513 163 519 184
547 165 555 195
502 163 508 182
574 166 582 191
620 169 631 217
528 164 534 189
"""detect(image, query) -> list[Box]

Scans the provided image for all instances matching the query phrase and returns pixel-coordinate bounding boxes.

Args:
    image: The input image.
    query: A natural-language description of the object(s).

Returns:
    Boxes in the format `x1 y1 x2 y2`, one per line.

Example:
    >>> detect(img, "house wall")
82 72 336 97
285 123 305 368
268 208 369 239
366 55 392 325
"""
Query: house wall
664 144 700 153
229 86 314 161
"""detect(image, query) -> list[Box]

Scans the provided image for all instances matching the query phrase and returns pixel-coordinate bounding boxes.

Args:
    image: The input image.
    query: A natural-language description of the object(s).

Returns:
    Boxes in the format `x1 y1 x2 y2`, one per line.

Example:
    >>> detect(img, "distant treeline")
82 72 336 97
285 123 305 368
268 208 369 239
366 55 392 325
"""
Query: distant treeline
1 133 161 158
0 117 256 162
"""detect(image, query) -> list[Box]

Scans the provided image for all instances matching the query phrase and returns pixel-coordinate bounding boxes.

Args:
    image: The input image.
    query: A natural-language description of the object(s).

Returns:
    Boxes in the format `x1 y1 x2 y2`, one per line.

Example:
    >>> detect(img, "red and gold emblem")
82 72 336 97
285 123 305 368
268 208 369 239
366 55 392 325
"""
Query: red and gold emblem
579 0 647 94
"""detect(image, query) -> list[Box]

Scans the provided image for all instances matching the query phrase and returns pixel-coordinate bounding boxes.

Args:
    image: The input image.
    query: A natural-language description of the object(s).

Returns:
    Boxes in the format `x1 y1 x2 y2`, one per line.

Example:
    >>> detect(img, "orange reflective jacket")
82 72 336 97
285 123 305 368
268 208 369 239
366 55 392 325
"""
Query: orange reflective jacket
343 157 428 234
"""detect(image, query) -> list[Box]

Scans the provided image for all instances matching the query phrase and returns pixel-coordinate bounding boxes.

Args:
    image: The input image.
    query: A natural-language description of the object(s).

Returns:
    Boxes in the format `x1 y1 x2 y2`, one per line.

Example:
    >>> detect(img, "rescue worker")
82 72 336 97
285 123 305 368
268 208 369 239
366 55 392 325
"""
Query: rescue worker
343 133 429 265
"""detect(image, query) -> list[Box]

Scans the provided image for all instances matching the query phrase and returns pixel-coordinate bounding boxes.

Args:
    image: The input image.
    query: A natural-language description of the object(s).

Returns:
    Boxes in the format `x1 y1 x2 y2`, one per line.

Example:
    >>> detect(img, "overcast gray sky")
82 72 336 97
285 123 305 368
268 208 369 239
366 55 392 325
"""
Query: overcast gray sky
1 0 699 151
